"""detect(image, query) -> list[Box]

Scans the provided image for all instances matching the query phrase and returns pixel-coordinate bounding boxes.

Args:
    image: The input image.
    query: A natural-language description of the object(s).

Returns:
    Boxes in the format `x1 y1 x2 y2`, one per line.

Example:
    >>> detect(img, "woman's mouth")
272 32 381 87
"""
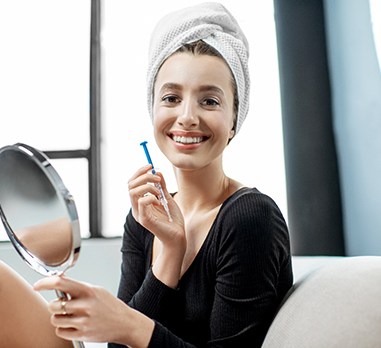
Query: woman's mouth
171 135 208 144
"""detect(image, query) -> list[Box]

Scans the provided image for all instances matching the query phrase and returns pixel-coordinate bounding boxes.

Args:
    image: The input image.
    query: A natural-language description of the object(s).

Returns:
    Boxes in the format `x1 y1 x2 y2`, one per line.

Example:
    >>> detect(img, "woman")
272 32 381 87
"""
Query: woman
1 2 292 347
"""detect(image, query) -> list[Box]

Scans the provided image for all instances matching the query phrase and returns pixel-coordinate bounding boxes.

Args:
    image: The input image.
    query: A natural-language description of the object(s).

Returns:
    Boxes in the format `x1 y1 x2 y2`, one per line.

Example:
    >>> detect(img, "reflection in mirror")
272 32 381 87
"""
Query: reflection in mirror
15 216 72 266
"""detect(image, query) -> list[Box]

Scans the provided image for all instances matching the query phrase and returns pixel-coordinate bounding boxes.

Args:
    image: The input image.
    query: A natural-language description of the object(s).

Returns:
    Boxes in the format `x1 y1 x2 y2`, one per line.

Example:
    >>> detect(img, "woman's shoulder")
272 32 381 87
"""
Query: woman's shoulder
216 187 288 237
209 187 291 267
222 187 282 214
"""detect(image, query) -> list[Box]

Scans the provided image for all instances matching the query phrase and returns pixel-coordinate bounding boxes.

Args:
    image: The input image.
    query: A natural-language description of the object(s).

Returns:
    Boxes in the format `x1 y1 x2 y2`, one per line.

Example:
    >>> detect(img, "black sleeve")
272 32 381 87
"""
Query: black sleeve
116 211 180 319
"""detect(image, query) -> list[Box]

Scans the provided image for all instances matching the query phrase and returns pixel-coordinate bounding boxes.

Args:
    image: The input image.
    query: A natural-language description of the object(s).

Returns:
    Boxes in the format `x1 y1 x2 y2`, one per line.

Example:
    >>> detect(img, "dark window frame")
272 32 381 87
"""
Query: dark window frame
45 0 102 238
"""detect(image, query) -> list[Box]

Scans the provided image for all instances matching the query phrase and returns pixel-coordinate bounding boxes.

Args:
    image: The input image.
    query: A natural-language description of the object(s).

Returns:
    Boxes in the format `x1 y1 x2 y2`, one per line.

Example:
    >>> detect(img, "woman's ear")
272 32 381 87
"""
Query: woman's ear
227 128 235 145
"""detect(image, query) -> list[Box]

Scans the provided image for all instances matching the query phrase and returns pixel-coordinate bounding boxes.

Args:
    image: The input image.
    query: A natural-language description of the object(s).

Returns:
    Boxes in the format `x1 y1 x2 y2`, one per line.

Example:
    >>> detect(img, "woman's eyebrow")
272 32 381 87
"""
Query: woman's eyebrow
159 82 182 94
158 83 225 96
199 85 225 95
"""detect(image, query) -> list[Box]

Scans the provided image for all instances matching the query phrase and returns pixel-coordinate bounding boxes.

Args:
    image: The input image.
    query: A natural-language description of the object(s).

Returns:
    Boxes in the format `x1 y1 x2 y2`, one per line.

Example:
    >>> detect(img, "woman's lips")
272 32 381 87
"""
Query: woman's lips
169 132 210 149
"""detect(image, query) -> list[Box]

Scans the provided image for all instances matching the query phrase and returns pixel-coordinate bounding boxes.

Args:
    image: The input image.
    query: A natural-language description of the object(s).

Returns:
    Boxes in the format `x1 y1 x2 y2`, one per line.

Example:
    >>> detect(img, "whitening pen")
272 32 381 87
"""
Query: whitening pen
140 141 173 222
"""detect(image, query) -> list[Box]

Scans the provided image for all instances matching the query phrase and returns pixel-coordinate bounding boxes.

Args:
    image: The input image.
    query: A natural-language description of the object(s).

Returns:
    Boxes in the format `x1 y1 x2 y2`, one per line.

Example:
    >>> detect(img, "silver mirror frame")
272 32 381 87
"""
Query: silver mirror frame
0 143 81 276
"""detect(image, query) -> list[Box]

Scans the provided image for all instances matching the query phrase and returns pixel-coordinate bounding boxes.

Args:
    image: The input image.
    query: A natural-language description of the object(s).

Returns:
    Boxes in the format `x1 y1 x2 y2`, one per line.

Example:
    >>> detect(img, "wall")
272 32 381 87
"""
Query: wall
324 0 381 255
0 238 122 301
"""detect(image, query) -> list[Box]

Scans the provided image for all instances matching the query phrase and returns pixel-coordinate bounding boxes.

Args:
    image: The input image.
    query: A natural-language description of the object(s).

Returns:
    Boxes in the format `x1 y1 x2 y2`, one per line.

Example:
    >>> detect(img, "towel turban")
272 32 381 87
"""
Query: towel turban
147 2 250 134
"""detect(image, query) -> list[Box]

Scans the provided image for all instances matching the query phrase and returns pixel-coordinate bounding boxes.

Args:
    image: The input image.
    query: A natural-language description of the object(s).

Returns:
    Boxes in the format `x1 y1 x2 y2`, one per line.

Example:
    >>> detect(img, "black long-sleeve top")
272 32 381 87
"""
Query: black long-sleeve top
109 187 293 347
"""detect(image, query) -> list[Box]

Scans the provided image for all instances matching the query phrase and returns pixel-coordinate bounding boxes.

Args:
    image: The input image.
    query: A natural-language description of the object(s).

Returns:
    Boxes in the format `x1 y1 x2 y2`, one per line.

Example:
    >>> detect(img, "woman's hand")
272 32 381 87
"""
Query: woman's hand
128 165 184 240
128 165 186 287
33 275 154 346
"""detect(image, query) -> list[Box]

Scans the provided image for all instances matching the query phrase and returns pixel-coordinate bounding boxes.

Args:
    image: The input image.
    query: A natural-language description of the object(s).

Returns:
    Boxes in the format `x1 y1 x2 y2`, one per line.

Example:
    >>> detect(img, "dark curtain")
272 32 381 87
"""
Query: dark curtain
273 0 345 255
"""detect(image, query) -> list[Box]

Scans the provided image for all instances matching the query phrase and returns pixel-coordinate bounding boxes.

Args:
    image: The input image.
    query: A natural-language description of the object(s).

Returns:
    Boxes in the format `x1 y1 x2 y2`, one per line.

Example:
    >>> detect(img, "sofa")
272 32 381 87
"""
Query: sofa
2 241 380 347
80 254 381 348
262 256 381 348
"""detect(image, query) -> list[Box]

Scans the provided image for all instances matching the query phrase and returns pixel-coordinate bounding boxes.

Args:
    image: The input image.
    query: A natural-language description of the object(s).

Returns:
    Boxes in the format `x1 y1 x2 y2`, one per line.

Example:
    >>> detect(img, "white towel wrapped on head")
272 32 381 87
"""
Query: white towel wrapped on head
147 2 250 134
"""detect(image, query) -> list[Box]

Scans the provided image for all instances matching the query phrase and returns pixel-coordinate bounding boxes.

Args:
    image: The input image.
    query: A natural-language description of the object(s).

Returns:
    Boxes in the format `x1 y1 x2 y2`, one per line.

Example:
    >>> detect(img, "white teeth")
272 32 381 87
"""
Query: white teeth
172 135 204 144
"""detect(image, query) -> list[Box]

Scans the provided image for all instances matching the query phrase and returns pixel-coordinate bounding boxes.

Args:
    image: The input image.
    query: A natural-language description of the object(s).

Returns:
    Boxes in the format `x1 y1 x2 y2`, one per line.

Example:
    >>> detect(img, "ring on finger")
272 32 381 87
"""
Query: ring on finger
60 300 67 315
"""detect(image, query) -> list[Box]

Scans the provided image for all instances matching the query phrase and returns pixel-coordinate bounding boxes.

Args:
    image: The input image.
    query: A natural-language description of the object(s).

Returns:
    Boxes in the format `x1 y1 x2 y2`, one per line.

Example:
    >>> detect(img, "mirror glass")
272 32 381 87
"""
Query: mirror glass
0 143 81 276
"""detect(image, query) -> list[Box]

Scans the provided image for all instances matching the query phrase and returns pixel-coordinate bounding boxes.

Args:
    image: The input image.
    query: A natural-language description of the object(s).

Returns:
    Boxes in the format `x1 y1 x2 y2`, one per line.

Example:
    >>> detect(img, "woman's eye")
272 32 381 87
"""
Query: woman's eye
162 95 180 104
201 98 220 107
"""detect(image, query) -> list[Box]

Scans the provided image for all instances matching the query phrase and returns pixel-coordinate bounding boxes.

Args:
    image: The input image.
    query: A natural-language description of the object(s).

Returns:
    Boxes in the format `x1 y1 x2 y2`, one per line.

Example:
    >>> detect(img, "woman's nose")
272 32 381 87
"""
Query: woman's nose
177 101 199 128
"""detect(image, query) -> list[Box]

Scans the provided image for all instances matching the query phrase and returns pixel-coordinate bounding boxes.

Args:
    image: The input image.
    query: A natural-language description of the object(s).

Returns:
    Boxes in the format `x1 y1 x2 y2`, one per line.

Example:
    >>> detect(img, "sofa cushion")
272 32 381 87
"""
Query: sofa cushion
262 256 381 348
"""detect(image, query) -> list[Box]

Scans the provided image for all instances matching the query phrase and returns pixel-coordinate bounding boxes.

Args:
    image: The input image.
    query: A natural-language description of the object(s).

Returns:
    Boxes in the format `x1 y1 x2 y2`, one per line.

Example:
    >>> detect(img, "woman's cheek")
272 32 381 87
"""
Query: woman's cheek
153 111 171 149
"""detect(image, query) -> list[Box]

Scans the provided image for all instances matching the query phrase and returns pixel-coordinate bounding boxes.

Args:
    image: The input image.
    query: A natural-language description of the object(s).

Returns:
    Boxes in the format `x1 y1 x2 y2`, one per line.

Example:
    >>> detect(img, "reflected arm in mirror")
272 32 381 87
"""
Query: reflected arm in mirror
15 216 73 267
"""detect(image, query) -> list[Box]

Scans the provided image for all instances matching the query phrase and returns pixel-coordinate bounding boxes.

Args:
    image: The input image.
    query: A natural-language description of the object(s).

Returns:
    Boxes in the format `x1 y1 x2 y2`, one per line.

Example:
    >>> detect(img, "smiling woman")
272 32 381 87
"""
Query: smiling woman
105 3 292 345
101 0 287 237
0 2 292 347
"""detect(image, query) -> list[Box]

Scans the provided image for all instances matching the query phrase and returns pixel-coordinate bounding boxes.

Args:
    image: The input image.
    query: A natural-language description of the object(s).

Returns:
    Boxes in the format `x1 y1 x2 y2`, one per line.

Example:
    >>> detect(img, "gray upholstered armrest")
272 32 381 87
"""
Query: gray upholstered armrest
262 256 381 348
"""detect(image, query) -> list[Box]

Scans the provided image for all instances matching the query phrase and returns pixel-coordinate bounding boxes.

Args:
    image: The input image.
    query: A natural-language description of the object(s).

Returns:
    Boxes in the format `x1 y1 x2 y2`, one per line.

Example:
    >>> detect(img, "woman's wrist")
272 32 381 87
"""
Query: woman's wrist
116 305 155 347
152 236 186 288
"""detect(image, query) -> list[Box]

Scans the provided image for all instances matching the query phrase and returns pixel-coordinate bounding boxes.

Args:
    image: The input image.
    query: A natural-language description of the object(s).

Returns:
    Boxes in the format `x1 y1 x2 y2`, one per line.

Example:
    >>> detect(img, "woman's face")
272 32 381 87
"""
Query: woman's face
153 52 236 171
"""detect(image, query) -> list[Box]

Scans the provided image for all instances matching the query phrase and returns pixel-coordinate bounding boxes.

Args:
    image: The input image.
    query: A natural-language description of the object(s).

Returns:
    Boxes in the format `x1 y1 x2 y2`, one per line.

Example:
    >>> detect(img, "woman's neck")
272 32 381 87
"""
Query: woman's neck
173 163 238 215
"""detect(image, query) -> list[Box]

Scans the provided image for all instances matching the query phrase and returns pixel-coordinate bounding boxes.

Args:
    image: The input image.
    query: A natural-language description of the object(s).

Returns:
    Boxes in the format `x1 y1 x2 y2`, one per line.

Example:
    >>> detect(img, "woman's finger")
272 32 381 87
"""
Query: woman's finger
137 195 162 218
127 164 152 182
50 313 79 329
128 165 164 190
128 165 161 190
33 276 90 299
49 298 73 316
55 327 82 341
129 183 160 201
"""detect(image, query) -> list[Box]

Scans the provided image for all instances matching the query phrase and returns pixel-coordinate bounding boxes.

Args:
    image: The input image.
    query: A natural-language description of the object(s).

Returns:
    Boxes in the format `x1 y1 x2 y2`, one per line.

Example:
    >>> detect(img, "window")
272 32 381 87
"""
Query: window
0 0 91 240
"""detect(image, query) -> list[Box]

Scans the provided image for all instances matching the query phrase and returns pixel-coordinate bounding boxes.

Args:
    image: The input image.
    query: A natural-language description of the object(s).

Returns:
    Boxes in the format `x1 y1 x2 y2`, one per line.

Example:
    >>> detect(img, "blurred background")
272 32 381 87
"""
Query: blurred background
0 0 380 256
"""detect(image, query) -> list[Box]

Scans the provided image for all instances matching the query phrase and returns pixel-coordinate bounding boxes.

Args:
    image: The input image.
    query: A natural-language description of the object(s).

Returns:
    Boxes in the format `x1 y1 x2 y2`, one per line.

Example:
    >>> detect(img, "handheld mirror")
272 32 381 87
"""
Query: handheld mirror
0 143 84 348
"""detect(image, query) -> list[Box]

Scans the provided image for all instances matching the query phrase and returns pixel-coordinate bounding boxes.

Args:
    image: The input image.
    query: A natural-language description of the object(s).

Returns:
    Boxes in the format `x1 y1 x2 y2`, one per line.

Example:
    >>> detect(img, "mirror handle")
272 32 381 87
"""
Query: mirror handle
55 289 86 348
